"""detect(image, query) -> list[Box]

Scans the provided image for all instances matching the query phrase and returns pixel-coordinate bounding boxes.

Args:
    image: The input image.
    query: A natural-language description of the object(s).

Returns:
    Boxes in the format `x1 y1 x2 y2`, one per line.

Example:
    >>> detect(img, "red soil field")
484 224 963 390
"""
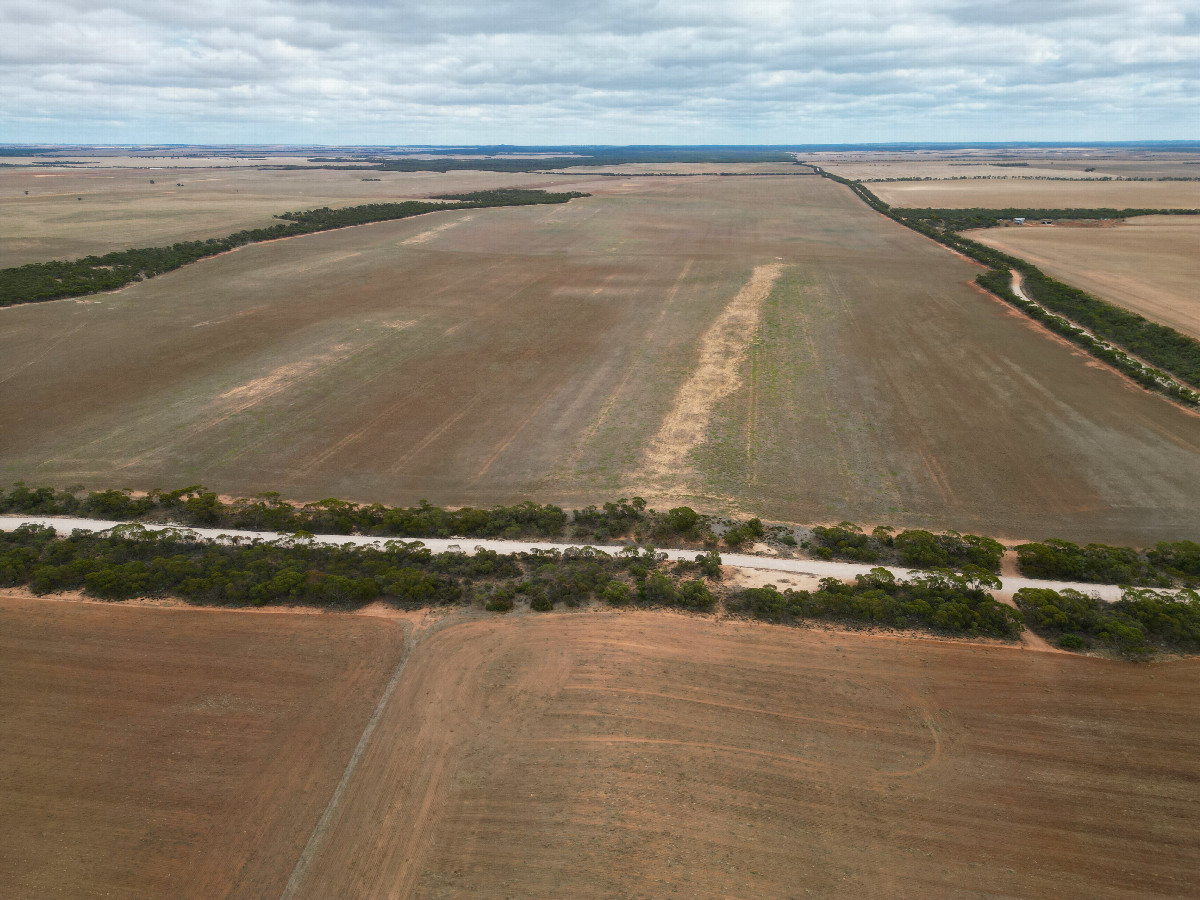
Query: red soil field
0 593 406 899
291 610 1200 899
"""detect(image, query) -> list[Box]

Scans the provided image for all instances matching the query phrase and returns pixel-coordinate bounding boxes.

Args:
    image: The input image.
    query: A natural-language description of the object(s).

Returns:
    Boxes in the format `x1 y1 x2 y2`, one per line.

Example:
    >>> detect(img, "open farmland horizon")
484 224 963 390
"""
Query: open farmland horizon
4 167 1200 544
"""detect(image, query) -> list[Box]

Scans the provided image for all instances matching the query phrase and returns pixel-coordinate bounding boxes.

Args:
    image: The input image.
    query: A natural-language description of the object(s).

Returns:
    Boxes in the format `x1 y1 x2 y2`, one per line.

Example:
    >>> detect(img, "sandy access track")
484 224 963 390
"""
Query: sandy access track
0 515 1126 601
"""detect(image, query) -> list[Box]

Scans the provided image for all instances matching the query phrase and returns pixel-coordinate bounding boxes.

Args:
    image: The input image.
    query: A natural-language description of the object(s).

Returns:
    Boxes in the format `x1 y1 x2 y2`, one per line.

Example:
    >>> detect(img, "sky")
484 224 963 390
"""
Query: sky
2 0 1198 145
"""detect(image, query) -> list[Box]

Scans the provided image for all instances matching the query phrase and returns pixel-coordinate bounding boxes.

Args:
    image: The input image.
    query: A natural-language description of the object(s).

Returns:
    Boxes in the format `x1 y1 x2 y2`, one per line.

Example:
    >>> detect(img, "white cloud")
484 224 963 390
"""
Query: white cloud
0 0 1196 143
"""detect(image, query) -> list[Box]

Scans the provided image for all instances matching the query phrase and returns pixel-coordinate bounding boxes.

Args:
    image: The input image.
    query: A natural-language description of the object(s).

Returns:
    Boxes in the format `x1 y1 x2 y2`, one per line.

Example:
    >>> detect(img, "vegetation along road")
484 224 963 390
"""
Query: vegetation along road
0 515 1125 601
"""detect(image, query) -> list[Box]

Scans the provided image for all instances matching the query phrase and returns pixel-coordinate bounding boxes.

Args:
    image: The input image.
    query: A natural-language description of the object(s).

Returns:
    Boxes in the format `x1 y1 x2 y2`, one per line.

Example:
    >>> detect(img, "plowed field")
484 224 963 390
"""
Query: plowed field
289 611 1200 899
5 174 1200 542
968 216 1200 341
0 593 406 899
0 166 607 265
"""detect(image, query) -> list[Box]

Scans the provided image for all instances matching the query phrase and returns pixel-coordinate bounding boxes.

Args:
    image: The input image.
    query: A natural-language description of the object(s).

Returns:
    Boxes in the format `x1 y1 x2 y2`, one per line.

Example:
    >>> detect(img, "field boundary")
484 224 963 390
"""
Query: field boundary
805 164 1200 409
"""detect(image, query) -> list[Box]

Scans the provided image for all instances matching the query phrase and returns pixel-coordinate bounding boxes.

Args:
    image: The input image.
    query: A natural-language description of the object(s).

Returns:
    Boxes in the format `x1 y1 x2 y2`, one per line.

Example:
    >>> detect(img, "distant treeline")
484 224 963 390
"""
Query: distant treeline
335 148 801 173
1015 586 1200 656
807 165 1200 406
894 207 1200 232
0 189 588 307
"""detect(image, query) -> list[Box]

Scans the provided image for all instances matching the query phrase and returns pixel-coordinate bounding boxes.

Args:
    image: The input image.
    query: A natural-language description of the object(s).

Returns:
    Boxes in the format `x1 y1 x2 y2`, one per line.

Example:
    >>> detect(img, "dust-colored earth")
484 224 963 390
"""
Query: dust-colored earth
865 177 1200 210
968 216 1200 341
812 151 1200 183
284 609 1200 899
0 166 609 265
0 592 407 899
5 173 1200 543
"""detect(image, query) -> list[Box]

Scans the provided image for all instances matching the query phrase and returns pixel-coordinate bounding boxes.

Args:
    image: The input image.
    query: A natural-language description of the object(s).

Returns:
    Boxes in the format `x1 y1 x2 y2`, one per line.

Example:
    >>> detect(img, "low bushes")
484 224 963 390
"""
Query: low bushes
1015 586 1200 656
729 568 1022 639
1015 539 1170 586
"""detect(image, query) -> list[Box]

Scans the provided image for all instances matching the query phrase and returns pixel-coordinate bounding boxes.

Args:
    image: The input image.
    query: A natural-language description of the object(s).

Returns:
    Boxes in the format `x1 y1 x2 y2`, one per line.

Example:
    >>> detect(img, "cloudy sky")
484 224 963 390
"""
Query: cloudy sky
2 0 1197 144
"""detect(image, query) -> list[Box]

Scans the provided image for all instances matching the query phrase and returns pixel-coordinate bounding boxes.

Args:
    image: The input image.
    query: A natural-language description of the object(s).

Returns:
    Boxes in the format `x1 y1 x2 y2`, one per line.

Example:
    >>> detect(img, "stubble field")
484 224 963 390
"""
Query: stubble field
0 593 406 900
967 216 1200 341
865 177 1200 209
4 172 1200 542
282 610 1200 899
0 166 606 265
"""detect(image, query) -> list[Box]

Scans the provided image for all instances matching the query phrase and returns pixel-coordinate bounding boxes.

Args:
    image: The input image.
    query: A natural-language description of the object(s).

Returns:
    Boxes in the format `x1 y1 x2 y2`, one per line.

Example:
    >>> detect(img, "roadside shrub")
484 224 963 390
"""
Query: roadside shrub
895 529 1004 572
1016 539 1166 586
1014 586 1200 657
602 580 632 606
729 568 1021 639
810 523 879 563
485 586 515 612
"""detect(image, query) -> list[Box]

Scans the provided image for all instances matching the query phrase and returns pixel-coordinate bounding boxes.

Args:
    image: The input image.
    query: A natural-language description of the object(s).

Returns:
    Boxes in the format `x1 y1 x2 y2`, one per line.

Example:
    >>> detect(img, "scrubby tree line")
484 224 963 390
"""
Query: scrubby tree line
806 165 1200 406
1015 538 1200 587
9 518 1200 657
730 568 1022 639
0 523 719 613
1015 586 1200 656
0 484 761 551
893 207 1200 232
0 190 589 307
805 522 1005 572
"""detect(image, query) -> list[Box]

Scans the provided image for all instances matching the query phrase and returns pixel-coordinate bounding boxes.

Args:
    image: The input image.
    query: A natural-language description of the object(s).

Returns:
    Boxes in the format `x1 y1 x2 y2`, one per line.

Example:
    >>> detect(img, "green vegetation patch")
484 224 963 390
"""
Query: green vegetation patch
730 568 1022 639
1016 538 1200 587
1015 586 1200 657
0 522 721 615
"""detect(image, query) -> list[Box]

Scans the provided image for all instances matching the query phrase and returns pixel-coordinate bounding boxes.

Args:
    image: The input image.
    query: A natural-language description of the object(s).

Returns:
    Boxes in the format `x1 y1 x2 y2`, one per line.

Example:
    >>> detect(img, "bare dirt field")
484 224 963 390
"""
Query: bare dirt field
968 216 1200 341
0 166 606 265
813 151 1200 182
5 173 1200 543
288 610 1200 899
865 177 1200 209
0 592 406 900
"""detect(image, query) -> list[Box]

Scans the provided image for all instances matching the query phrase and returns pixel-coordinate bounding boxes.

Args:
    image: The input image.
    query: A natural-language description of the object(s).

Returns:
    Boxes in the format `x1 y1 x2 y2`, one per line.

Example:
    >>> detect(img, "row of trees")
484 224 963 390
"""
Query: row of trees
1015 586 1200 656
807 166 1200 406
8 483 1200 586
730 568 1023 639
806 522 1005 572
0 190 589 307
894 206 1200 232
11 520 1200 657
0 523 721 613
1016 538 1200 586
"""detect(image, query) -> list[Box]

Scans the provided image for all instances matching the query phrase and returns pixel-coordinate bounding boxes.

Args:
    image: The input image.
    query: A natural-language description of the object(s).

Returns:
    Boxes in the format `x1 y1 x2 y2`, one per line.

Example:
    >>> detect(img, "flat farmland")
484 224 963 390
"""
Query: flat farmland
0 166 604 265
5 173 1200 542
0 593 406 899
289 611 1200 899
968 217 1200 341
866 177 1200 209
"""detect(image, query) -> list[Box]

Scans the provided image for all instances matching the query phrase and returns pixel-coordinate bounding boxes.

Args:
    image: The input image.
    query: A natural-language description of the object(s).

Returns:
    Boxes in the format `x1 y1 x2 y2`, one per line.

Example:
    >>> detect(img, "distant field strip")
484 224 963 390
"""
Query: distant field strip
643 263 783 481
